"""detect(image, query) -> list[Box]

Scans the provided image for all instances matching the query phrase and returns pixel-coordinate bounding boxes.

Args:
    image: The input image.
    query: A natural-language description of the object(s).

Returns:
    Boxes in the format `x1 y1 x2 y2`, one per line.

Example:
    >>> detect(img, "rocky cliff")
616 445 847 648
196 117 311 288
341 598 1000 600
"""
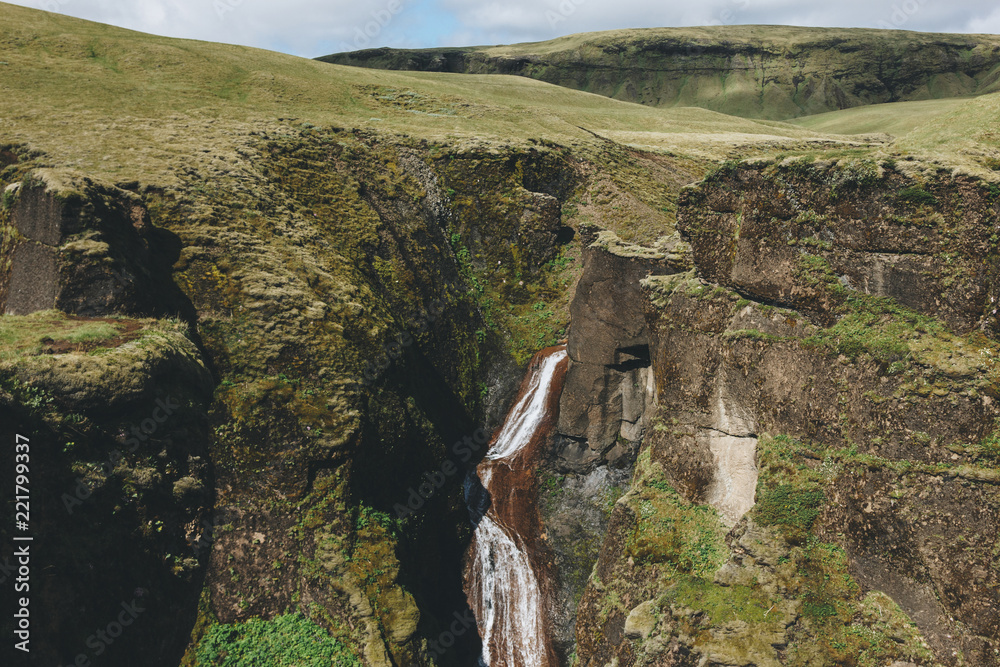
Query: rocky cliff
319 26 1000 119
0 121 701 666
571 159 1000 666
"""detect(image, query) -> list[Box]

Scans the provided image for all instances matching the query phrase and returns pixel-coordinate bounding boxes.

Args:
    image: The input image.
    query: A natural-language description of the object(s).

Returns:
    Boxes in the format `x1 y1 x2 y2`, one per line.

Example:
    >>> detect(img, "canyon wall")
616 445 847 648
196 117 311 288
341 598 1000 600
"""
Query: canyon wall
0 133 696 666
572 159 1000 666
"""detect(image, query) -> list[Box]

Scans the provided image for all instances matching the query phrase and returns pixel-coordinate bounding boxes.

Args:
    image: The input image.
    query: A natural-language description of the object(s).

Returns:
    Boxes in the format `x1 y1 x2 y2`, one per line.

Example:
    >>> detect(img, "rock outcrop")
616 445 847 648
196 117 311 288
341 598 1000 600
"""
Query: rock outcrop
2 170 186 318
555 227 692 472
0 318 215 666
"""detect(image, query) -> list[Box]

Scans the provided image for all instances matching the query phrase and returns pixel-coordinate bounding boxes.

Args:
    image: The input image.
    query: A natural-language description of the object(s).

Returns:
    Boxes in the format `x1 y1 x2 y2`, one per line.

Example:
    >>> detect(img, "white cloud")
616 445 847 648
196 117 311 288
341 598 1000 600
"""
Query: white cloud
10 0 430 56
967 5 1000 34
436 0 1000 45
5 0 1000 58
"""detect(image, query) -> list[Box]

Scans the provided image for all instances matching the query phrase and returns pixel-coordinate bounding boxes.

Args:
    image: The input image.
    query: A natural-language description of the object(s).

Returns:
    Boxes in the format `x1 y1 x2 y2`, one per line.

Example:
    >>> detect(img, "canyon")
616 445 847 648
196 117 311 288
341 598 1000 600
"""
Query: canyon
0 4 999 667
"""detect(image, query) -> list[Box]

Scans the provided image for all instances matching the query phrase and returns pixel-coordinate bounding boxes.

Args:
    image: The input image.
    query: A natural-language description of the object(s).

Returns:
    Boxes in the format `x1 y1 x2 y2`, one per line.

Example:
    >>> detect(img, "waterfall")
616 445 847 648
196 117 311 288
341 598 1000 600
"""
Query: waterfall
465 346 568 667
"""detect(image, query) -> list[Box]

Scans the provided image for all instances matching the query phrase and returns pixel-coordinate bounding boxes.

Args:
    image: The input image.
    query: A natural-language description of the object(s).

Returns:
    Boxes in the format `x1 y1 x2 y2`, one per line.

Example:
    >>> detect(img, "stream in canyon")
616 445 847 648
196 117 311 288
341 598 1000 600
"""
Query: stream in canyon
465 346 569 667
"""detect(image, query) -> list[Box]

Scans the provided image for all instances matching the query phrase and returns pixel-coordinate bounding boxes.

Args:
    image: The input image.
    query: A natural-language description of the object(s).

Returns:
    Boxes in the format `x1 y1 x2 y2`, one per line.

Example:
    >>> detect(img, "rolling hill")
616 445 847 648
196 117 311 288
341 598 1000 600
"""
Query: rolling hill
320 25 1000 120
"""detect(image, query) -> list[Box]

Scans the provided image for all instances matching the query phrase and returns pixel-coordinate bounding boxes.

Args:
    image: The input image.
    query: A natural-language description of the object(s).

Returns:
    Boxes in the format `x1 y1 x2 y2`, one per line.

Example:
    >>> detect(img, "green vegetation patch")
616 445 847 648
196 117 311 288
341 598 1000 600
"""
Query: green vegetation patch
794 263 1000 397
436 151 580 366
624 450 727 576
795 538 858 627
193 612 361 666
797 252 944 364
896 186 938 206
664 576 779 626
0 311 147 361
754 484 825 531
969 430 1000 465
780 539 933 666
795 254 1000 396
752 434 829 541
722 328 781 343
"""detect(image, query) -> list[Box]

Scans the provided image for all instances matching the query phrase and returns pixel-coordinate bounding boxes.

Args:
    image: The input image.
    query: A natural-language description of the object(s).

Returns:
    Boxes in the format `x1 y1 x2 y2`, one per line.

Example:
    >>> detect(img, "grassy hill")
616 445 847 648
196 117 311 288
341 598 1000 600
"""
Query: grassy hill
791 93 1000 172
789 97 970 135
319 25 1000 120
0 3 862 190
6 4 997 184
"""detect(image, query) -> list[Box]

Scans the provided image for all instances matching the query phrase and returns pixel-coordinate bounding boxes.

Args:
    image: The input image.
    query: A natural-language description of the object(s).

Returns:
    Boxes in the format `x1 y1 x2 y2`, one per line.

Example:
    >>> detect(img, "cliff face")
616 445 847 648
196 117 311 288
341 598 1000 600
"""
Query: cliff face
0 123 702 665
319 27 1000 119
1 171 188 318
572 161 1000 666
0 316 214 666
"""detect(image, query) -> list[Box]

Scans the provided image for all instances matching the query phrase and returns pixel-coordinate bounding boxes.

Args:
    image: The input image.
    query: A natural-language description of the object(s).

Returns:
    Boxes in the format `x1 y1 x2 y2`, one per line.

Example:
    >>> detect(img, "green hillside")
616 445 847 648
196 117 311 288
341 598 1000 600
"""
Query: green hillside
0 3 857 189
320 25 1000 120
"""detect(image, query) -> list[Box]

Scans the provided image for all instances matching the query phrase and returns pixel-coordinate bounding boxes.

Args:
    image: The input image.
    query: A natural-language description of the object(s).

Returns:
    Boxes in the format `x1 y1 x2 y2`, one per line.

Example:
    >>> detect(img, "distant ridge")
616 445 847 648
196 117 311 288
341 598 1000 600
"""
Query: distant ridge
318 25 1000 120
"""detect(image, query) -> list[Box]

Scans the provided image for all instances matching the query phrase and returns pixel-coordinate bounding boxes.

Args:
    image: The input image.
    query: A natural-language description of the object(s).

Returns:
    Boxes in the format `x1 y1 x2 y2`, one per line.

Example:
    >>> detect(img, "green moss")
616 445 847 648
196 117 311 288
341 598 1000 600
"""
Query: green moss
752 434 829 543
663 576 779 626
181 587 219 667
795 539 859 627
755 484 824 531
794 252 846 301
538 470 565 511
623 451 727 575
832 158 881 188
703 159 744 184
0 374 54 414
193 612 361 666
896 186 938 206
0 186 16 210
436 150 579 366
971 430 1000 465
789 234 832 250
802 293 943 363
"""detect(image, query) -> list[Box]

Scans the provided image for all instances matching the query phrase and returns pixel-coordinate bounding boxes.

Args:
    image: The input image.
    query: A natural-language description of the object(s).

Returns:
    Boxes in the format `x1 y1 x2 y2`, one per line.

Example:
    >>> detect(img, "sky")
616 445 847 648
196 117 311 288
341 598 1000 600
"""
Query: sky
5 0 1000 58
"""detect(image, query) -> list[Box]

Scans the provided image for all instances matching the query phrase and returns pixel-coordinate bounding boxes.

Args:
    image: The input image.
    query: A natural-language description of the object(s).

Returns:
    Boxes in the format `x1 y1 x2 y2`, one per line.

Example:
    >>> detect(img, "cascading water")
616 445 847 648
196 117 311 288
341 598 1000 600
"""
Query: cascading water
465 346 569 667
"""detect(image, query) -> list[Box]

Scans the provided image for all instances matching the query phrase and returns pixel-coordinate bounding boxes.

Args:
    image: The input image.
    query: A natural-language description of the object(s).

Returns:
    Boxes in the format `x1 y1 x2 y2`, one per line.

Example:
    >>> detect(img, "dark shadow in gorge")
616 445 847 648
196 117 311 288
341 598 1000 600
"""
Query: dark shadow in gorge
350 345 489 666
0 403 208 667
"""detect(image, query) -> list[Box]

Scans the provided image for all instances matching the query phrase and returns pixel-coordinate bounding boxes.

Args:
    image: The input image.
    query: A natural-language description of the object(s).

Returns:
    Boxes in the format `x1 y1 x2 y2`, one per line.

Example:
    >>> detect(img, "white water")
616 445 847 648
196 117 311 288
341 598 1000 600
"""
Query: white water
486 350 567 461
470 348 567 666
471 516 547 667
